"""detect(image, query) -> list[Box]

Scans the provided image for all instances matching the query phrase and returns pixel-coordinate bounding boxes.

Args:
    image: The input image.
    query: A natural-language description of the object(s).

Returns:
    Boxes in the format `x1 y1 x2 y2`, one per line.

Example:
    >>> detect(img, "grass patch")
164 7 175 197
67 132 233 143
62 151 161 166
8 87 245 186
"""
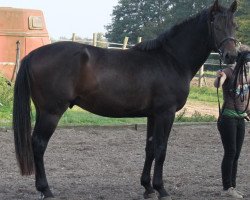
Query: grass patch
58 107 217 127
175 109 216 122
59 108 147 126
188 86 222 104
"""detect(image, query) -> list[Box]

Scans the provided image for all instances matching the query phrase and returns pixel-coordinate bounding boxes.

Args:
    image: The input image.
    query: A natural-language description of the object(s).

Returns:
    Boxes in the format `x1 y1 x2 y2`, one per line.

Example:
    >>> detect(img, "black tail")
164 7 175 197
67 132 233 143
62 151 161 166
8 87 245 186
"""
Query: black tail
13 55 34 175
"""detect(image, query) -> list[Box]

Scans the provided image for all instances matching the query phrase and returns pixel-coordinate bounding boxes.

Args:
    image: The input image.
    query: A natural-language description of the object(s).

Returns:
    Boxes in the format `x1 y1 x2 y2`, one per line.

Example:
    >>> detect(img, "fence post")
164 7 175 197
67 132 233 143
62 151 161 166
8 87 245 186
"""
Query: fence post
198 65 204 87
198 65 207 87
11 40 21 81
72 33 76 41
93 33 97 46
122 37 129 49
137 37 142 43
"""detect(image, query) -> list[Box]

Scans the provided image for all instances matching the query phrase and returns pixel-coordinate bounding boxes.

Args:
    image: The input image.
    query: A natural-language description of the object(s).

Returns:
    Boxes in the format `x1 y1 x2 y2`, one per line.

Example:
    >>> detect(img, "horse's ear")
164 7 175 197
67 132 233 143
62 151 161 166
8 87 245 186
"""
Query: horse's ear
211 0 220 12
229 0 237 13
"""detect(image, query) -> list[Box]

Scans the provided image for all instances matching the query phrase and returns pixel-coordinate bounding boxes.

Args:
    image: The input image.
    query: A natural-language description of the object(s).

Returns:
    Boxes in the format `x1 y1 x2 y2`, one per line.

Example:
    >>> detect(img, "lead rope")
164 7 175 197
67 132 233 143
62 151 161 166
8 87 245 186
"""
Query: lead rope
217 57 223 117
232 51 250 121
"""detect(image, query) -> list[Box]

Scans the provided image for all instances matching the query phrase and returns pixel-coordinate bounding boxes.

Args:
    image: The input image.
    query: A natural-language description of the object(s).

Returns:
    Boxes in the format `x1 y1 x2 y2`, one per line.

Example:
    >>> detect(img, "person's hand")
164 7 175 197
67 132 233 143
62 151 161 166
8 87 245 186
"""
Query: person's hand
245 62 250 68
216 70 226 78
246 110 250 118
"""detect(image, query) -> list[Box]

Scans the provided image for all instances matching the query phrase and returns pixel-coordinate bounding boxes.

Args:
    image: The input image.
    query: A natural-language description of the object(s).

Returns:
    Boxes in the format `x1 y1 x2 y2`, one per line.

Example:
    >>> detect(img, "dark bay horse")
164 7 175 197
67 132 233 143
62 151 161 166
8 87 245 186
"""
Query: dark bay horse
13 0 238 199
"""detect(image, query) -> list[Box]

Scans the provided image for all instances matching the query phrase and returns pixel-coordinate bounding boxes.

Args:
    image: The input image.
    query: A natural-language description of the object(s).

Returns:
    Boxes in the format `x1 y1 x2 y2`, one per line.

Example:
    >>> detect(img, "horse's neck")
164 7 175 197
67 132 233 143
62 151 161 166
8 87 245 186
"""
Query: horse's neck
166 14 212 79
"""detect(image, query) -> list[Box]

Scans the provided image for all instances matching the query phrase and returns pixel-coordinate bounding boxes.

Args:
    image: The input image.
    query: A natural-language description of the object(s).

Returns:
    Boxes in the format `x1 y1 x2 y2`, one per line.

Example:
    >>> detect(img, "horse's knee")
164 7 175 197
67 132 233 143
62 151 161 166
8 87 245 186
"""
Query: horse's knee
155 145 167 163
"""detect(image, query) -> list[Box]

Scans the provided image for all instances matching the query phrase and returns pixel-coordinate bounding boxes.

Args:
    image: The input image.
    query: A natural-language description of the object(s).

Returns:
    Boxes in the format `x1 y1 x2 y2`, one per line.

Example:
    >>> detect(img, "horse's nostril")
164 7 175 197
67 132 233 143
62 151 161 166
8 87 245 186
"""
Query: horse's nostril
225 53 230 59
224 52 237 64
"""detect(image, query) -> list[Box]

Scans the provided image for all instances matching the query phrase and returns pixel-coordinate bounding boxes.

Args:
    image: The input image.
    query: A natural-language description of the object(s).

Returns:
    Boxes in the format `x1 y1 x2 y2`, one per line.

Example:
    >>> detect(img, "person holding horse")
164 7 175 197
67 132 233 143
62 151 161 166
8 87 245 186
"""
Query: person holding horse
214 45 250 199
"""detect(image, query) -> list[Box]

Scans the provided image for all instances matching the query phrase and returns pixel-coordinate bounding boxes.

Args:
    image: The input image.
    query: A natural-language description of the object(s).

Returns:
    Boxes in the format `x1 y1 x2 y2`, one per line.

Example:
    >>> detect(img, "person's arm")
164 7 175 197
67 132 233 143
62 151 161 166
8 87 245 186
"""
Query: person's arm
246 72 250 118
245 101 250 121
214 70 227 88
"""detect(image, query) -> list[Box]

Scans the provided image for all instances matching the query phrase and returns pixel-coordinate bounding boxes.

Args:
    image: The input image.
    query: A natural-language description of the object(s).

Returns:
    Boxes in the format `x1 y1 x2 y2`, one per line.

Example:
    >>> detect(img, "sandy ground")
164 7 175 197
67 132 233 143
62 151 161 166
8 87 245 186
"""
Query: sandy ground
179 100 218 118
179 76 219 118
0 123 249 200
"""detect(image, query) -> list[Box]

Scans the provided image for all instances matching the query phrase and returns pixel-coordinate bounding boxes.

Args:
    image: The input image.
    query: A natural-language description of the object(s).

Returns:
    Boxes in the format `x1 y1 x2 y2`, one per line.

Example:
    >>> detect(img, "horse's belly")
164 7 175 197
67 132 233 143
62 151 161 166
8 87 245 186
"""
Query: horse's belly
74 95 150 118
176 96 189 112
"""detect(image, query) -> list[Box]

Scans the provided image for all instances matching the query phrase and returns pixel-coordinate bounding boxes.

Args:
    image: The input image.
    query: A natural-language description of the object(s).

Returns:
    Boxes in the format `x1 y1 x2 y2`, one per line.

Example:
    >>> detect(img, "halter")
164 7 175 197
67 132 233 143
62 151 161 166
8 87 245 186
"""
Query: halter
210 20 238 57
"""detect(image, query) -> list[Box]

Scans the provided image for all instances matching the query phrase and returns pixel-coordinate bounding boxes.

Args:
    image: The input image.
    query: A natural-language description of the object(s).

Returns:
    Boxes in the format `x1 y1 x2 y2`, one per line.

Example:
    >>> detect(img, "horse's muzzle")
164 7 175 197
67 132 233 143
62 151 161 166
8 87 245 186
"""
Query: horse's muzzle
223 51 237 64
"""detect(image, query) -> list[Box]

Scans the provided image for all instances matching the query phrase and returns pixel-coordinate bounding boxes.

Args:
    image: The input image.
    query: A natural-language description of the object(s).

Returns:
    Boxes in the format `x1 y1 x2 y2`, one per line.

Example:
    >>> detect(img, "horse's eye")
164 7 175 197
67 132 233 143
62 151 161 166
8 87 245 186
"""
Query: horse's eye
214 24 222 30
233 22 239 30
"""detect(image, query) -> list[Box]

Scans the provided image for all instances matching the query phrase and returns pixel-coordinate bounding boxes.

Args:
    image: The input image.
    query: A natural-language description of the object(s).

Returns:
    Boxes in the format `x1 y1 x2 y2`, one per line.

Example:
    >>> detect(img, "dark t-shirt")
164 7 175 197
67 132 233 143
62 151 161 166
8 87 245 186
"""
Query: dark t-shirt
222 67 250 112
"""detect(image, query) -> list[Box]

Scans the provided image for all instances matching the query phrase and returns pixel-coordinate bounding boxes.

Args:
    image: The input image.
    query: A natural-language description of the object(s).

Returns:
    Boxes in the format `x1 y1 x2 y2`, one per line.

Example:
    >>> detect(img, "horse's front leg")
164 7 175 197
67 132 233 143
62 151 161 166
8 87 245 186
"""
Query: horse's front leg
153 111 175 200
141 116 156 198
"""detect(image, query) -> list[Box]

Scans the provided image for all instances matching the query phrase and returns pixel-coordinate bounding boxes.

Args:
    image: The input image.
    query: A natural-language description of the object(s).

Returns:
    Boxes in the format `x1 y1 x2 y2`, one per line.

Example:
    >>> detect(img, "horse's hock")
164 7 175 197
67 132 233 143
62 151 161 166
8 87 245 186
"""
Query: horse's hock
0 7 50 81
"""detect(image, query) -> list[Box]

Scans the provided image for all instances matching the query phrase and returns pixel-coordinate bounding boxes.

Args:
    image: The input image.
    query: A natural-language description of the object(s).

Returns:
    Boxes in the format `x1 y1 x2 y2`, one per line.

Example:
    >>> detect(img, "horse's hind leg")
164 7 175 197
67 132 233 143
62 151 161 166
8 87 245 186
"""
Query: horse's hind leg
32 109 65 198
141 117 156 199
152 111 175 200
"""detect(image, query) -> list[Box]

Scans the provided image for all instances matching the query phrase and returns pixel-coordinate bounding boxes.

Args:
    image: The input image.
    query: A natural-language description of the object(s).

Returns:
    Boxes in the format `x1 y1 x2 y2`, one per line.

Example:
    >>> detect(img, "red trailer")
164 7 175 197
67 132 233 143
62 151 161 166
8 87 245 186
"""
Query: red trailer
0 7 50 81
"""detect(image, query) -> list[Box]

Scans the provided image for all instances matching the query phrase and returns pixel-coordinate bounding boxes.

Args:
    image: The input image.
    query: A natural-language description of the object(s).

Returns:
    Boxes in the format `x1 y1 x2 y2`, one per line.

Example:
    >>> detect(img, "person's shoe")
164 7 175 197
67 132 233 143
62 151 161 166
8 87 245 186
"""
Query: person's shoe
221 187 243 199
234 188 245 197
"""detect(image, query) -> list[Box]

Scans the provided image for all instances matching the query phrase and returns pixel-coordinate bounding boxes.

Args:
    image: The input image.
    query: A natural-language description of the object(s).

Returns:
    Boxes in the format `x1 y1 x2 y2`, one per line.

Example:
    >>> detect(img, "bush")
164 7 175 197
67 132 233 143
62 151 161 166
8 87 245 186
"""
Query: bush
0 75 13 126
0 75 13 108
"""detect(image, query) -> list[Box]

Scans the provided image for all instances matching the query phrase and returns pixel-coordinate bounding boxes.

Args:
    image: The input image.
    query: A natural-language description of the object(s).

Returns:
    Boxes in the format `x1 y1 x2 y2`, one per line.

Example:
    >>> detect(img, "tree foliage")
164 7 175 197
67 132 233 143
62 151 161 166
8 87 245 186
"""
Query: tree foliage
105 0 248 44
236 0 250 45
105 0 172 43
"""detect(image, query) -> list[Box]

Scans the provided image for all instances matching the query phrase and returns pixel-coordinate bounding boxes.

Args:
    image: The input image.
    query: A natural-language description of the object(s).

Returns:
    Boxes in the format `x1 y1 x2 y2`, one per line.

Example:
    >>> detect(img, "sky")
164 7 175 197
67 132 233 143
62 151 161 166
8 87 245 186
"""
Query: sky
0 0 119 39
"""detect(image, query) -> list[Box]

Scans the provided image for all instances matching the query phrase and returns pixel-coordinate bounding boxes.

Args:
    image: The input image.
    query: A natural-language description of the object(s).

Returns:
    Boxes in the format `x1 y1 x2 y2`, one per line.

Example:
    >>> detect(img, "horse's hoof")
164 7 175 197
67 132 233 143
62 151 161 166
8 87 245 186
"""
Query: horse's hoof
144 191 157 199
42 195 56 200
158 195 172 200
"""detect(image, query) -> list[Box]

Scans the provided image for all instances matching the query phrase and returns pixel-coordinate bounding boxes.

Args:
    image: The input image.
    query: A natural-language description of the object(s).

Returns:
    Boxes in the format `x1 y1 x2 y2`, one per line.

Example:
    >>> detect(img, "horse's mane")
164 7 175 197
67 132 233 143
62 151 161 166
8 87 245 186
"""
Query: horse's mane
133 4 227 51
132 10 208 51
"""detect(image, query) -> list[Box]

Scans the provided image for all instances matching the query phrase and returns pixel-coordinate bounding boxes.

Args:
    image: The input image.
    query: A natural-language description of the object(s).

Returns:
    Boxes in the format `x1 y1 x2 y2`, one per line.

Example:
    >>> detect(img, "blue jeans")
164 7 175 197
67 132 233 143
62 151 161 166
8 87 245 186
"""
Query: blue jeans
217 115 245 190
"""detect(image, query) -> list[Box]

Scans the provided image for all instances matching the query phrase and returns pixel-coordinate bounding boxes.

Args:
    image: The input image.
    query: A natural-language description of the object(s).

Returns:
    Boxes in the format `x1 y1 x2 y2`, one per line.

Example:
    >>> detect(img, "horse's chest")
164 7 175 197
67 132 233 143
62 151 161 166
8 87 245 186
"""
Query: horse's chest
158 84 189 111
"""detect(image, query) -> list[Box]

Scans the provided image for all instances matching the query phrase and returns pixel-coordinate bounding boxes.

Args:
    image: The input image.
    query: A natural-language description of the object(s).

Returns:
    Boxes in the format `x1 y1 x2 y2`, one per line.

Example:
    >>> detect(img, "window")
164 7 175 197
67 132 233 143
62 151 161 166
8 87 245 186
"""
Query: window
28 16 43 30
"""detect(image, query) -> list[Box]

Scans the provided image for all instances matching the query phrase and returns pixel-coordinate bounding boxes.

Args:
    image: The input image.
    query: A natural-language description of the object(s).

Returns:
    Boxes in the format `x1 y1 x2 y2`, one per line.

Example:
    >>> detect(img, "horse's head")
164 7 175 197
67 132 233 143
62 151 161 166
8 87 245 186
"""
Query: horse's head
209 0 238 64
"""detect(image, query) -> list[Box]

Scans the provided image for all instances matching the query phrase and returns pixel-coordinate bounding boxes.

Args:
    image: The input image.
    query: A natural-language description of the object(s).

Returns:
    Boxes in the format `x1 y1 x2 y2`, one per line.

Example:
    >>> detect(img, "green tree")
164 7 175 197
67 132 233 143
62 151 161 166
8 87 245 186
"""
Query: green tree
105 0 244 44
168 0 231 24
105 0 172 43
236 0 250 45
105 0 140 43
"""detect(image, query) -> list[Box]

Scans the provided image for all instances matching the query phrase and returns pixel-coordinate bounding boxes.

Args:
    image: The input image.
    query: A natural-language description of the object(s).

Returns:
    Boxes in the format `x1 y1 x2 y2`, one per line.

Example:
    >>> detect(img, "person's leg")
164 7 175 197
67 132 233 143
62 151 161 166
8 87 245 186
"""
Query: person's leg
218 116 237 190
232 118 245 188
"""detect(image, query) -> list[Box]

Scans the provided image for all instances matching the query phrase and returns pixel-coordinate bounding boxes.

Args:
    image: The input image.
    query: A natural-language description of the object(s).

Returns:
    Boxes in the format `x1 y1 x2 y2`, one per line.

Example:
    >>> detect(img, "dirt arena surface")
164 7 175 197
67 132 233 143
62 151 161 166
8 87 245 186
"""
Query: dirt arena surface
0 123 249 200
